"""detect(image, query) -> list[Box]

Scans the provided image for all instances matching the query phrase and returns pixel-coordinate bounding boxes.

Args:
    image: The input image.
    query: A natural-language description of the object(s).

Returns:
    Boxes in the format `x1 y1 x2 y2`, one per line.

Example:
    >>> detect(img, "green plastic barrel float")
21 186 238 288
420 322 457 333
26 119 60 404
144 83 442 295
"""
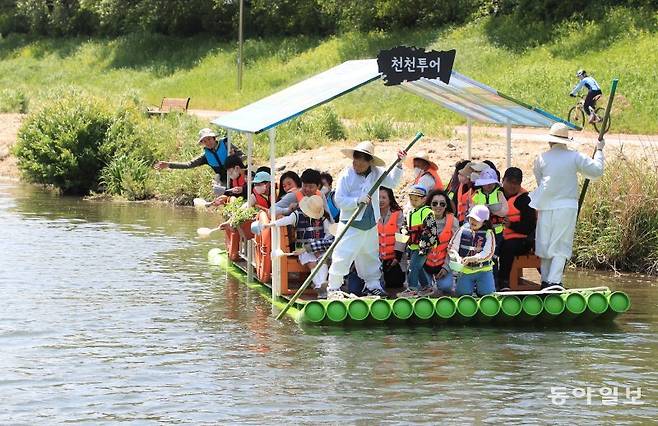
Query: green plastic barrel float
369 299 392 322
325 300 349 323
391 298 414 321
539 293 565 322
519 294 543 321
495 295 522 323
475 295 500 323
434 297 457 322
413 297 436 321
583 291 609 320
453 295 478 323
559 292 587 322
599 291 631 321
302 300 326 323
347 299 370 322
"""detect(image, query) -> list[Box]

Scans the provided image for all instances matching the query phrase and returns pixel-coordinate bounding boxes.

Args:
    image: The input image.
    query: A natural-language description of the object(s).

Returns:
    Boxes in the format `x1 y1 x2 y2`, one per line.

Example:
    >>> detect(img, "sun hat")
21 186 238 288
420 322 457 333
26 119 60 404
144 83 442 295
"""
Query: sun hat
408 184 427 198
299 194 324 219
405 151 438 170
474 168 500 186
340 141 386 167
252 171 271 184
546 123 578 145
197 127 217 144
467 205 490 222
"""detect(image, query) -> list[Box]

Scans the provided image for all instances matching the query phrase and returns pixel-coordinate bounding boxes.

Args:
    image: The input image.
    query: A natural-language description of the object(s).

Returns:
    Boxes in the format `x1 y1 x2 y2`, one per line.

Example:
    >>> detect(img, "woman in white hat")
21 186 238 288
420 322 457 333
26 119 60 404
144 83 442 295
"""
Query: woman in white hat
530 122 605 288
406 151 443 192
264 194 334 298
327 141 407 299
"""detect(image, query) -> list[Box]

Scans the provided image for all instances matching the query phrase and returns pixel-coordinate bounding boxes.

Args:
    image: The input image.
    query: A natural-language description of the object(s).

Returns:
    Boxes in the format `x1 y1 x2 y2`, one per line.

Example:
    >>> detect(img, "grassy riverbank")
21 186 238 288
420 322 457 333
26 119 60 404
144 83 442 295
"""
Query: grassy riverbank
1 6 657 133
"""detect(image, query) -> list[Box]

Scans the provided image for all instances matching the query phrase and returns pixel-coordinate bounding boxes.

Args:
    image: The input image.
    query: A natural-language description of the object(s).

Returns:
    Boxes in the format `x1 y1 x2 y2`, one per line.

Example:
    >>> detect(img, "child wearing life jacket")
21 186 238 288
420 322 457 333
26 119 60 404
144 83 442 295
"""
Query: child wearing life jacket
246 171 272 211
398 185 439 297
264 194 333 298
449 205 496 296
423 189 459 295
321 171 341 222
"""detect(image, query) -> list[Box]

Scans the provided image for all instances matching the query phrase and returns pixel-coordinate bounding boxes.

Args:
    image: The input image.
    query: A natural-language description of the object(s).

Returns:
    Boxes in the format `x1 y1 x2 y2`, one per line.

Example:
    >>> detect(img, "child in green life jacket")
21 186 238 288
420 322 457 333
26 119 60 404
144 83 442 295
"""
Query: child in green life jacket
398 185 439 297
449 204 496 296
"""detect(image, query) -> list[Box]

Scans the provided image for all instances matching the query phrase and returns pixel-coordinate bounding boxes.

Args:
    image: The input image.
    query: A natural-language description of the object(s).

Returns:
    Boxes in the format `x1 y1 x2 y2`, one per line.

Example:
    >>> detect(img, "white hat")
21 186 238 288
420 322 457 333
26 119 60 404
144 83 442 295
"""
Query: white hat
299 195 324 219
474 168 500 186
546 123 578 145
468 205 490 222
405 151 438 170
197 127 217 144
340 141 385 167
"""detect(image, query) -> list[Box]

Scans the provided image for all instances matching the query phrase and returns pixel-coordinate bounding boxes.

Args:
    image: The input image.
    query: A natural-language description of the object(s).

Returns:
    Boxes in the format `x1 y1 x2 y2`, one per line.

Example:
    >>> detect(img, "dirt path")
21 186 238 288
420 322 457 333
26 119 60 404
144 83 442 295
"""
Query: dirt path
2 110 656 187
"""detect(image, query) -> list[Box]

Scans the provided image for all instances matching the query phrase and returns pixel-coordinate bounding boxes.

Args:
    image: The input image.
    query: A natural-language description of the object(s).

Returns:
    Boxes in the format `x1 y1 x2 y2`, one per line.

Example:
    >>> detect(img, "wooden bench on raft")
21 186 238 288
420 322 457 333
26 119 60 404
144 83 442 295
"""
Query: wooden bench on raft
147 97 190 116
509 254 541 291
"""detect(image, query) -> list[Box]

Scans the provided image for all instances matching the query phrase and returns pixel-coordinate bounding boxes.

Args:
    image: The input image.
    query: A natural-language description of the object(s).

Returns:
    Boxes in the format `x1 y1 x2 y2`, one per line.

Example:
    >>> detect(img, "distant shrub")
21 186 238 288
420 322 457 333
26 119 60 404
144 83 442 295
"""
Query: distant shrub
354 115 396 141
0 88 29 113
14 94 113 194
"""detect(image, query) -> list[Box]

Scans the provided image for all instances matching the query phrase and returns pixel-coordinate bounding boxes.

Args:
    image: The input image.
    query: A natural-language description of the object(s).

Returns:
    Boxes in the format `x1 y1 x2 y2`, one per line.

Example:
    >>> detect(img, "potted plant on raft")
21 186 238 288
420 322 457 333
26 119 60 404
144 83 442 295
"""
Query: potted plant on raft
221 197 259 240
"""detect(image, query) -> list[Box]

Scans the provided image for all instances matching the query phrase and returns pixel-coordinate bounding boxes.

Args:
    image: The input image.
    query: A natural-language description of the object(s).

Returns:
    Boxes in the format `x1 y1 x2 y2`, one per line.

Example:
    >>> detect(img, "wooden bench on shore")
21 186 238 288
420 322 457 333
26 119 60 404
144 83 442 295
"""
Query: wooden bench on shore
147 97 190 116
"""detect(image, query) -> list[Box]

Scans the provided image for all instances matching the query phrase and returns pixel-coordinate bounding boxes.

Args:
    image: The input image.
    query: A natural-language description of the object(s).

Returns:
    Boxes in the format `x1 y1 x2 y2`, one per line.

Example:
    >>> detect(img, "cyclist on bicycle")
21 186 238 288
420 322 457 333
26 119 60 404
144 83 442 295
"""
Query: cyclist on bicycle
570 69 603 124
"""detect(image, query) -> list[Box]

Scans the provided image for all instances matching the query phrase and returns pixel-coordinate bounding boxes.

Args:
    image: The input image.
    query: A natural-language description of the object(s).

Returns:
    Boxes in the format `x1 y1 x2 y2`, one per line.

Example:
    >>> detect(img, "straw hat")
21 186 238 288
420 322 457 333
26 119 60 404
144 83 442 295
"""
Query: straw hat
299 195 324 219
197 127 217 144
546 123 579 145
340 141 385 167
405 151 438 170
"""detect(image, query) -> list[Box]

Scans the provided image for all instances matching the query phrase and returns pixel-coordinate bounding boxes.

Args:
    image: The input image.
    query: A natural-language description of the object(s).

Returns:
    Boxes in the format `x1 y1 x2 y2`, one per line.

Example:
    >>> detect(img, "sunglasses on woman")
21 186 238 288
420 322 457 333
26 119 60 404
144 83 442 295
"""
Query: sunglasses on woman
432 200 447 207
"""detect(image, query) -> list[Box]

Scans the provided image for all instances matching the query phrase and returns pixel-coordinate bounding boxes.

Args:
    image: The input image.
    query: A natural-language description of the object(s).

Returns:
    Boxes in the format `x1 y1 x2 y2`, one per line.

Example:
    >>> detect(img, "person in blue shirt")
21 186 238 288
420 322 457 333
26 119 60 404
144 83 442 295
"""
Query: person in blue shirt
570 69 603 124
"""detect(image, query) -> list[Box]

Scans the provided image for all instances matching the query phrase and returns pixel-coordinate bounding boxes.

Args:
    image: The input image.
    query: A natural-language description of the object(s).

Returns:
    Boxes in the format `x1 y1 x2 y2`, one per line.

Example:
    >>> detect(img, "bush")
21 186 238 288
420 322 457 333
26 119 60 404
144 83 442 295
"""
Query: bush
353 115 397 141
14 94 113 194
0 88 29 113
574 157 658 275
100 155 155 200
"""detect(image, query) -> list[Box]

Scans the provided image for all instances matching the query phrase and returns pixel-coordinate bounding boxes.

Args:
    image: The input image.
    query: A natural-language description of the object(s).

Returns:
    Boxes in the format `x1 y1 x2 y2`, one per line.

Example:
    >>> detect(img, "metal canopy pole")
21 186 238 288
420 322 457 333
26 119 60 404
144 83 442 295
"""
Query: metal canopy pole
466 119 472 160
268 128 281 302
506 121 512 169
225 130 233 266
246 133 254 281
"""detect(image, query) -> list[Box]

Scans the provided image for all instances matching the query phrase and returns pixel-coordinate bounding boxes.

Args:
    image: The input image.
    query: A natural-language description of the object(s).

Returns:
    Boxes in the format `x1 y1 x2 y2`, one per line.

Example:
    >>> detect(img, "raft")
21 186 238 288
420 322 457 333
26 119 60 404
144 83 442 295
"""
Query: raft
207 248 630 327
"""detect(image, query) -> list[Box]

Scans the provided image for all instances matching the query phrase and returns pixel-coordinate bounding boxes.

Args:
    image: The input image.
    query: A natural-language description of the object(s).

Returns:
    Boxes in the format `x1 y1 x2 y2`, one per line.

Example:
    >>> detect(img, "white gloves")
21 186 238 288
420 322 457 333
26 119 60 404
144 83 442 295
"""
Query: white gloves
596 139 605 150
358 194 371 205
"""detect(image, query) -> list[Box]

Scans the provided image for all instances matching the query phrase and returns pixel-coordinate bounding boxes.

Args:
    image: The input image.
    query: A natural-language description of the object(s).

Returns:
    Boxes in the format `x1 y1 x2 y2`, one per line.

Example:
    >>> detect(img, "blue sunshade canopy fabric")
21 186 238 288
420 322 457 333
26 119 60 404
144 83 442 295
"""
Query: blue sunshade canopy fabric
212 59 576 134
402 71 577 128
212 59 381 134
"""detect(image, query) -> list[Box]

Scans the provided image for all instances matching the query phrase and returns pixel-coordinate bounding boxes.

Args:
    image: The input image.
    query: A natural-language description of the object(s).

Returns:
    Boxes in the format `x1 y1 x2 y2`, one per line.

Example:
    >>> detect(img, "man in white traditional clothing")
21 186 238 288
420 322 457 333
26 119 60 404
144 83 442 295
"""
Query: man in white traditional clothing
530 123 605 288
327 141 407 300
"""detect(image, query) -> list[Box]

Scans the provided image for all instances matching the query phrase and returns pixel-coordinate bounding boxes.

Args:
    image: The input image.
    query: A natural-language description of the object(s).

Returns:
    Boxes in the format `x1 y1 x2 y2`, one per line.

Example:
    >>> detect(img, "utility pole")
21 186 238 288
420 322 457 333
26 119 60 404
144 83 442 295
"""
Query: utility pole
237 0 244 91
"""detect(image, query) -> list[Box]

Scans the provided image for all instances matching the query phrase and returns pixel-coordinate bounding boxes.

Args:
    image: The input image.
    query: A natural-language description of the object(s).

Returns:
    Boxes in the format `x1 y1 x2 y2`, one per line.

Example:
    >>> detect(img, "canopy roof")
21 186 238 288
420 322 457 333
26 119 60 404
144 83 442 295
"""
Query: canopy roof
212 59 576 134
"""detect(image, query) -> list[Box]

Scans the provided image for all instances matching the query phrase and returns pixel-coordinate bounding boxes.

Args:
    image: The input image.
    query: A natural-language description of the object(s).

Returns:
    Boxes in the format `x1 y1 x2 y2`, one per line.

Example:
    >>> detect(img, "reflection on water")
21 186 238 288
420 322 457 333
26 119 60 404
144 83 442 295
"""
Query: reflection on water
1 181 657 424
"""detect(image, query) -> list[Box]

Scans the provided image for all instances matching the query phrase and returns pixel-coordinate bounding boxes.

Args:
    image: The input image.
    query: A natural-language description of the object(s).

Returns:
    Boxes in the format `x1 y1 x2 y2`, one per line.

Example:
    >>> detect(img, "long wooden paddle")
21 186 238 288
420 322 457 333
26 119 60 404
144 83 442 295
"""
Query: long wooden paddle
276 132 424 320
577 78 619 218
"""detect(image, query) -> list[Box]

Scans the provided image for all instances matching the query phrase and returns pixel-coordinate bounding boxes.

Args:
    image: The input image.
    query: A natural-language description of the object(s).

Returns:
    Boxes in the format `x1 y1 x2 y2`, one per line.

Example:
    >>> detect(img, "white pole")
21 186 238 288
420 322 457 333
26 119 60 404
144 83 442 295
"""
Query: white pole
269 128 281 302
506 121 512 169
246 133 254 281
225 130 233 267
466 119 472 160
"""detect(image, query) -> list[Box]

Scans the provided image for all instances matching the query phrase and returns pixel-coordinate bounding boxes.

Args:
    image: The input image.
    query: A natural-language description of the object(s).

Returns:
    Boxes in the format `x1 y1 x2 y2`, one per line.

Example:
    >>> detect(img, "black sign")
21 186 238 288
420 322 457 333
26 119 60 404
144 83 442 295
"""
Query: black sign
377 46 456 86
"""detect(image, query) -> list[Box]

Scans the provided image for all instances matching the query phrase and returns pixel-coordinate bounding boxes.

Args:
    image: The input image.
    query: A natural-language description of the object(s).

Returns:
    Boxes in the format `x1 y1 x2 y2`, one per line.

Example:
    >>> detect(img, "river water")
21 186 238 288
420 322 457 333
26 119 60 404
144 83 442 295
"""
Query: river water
1 181 656 424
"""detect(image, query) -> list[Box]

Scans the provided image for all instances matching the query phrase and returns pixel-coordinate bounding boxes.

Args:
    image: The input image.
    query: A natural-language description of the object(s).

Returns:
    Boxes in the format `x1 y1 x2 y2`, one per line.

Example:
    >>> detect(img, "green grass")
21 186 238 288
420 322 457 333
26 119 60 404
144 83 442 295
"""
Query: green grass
1 7 656 134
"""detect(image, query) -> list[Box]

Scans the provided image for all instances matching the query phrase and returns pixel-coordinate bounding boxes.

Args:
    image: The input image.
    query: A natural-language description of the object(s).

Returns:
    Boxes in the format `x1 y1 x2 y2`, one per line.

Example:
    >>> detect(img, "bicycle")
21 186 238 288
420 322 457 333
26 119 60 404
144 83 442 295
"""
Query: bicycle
568 95 611 134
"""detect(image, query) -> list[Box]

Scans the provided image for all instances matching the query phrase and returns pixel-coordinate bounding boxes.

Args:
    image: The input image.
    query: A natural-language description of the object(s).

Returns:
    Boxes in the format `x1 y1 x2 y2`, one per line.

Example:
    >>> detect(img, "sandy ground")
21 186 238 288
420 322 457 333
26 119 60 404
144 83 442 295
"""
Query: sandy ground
2 110 656 190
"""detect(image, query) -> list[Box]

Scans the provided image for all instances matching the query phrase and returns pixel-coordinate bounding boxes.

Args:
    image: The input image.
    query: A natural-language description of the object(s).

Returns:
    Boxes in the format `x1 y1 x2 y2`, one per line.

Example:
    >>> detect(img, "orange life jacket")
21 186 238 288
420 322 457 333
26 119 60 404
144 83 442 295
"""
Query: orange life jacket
457 186 471 223
230 173 246 189
252 190 270 210
295 189 322 202
503 188 530 240
413 168 443 191
378 210 400 261
425 213 456 268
